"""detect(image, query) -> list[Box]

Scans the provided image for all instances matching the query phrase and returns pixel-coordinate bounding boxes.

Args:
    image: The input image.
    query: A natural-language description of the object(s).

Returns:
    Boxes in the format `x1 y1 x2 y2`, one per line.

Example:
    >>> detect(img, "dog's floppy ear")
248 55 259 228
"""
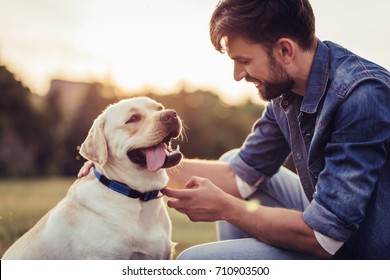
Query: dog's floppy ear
79 115 108 166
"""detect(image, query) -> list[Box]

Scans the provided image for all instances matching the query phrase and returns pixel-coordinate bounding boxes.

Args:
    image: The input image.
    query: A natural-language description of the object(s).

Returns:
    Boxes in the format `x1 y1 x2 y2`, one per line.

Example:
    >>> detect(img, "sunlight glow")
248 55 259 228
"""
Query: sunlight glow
0 0 389 105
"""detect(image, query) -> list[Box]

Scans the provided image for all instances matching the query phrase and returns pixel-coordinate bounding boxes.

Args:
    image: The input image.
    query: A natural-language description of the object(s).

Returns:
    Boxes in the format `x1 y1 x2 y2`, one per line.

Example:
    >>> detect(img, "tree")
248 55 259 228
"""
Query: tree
0 66 48 176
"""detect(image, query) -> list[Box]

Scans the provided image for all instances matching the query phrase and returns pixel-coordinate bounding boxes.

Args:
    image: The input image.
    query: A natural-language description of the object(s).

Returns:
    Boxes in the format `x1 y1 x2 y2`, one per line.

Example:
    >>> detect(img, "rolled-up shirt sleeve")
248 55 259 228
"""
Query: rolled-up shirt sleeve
230 102 291 186
304 81 390 242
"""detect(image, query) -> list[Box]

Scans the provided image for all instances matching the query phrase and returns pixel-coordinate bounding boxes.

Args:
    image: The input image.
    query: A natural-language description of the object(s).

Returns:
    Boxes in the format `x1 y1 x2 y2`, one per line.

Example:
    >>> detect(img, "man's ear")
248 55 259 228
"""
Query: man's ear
79 115 108 166
273 38 295 64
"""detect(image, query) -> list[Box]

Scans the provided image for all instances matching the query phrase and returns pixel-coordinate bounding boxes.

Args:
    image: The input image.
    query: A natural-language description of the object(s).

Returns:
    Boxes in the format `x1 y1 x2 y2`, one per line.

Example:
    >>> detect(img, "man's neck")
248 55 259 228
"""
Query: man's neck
291 40 318 96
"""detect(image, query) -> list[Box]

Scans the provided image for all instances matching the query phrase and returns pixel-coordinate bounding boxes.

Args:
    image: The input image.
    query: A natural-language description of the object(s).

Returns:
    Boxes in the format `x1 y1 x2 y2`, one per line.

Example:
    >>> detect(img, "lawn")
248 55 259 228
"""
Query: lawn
0 177 217 259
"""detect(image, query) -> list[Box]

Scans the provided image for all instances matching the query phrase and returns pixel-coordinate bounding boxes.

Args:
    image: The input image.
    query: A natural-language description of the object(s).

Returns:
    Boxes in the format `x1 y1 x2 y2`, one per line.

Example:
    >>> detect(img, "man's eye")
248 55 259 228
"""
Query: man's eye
126 114 141 123
240 60 250 65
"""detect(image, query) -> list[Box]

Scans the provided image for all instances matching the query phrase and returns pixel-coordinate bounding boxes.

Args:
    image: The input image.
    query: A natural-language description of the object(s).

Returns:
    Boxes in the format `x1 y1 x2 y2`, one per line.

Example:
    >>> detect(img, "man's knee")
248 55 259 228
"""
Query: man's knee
177 245 211 260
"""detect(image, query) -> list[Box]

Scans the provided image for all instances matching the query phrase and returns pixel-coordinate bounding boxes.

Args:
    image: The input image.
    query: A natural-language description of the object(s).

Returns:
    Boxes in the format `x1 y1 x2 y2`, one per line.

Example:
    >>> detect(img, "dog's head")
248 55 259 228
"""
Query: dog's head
79 97 182 173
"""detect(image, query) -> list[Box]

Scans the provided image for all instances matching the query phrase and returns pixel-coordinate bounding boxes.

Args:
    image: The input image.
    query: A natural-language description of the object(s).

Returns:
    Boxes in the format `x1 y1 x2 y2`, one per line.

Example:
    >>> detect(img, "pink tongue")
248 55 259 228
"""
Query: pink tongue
144 143 167 172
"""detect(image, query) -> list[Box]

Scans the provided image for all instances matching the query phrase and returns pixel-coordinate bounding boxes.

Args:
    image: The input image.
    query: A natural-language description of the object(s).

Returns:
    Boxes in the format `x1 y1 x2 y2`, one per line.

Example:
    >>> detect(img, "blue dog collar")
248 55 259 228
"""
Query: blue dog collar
93 167 161 201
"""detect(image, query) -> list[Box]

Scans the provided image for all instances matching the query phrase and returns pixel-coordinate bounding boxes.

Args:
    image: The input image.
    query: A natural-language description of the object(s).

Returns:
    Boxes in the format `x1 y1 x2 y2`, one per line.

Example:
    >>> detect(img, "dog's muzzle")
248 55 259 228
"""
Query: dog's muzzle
127 110 183 172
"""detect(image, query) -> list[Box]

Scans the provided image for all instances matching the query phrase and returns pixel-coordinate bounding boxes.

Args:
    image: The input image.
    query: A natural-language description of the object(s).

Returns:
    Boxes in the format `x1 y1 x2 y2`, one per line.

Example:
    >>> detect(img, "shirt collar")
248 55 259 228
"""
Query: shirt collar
301 40 330 114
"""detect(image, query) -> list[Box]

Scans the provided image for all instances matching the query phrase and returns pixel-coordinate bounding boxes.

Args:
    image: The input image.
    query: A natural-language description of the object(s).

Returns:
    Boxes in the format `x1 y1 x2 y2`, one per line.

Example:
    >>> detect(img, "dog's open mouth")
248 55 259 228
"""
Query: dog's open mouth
127 134 182 172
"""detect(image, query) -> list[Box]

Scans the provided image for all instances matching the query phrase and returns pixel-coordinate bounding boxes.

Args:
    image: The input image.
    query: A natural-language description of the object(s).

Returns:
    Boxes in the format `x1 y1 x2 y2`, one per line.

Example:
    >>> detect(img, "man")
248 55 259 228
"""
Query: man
162 0 390 259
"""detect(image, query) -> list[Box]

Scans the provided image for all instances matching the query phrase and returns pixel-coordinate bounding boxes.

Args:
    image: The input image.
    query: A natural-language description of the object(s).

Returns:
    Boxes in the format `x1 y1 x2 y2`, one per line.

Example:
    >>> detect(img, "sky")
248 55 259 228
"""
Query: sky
0 0 389 104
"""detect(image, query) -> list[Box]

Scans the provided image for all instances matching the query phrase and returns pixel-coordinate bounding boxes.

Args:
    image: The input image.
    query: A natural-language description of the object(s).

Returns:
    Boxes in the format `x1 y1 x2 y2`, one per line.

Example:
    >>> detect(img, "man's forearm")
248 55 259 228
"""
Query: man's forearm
222 195 332 258
167 158 240 197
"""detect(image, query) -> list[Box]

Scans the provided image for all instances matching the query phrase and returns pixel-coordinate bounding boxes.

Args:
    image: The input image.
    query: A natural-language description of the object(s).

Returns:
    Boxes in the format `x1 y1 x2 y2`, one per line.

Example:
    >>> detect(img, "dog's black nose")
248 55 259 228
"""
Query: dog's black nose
160 110 178 123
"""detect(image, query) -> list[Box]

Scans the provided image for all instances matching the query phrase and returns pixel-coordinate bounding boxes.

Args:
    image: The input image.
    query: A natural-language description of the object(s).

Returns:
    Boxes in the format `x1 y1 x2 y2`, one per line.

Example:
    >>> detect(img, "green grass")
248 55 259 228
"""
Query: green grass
0 177 217 259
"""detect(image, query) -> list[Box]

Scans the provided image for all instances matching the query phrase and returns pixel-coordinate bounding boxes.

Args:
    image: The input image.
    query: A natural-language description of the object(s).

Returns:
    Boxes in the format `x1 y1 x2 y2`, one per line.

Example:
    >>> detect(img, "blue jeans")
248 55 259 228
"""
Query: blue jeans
177 150 319 260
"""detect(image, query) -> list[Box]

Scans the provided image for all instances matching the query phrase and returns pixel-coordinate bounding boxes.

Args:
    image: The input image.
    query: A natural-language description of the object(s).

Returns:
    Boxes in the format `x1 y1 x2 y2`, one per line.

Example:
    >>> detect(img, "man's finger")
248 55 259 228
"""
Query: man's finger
166 197 185 209
77 161 94 179
161 187 193 199
184 176 209 189
185 179 199 189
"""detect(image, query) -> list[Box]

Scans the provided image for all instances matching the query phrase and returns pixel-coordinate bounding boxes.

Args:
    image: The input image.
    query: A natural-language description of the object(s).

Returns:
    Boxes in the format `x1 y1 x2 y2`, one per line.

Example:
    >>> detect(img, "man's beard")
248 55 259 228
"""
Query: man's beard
258 53 294 102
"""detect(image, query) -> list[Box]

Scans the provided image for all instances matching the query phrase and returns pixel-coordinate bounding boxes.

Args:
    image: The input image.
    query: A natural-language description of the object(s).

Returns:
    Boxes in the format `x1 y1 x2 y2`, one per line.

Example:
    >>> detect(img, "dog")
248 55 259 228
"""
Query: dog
2 97 182 259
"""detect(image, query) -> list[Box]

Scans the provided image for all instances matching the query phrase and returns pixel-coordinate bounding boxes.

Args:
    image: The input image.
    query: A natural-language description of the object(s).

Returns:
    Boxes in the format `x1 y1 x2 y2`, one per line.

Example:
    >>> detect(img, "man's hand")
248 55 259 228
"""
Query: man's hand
162 176 234 222
77 161 94 179
164 175 331 258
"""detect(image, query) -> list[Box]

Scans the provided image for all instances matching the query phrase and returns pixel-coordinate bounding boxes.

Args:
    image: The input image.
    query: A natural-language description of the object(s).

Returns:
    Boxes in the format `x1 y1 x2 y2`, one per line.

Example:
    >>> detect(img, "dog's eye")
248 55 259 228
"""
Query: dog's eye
126 114 141 123
157 105 164 111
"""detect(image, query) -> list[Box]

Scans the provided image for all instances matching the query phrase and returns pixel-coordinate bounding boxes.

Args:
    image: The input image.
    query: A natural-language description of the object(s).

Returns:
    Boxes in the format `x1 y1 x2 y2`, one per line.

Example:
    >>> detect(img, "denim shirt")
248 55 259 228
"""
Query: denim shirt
230 40 390 259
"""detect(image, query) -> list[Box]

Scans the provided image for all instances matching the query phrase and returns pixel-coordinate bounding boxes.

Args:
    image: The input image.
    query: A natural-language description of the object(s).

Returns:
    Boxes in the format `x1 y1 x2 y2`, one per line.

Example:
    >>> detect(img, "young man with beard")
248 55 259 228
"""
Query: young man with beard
162 0 390 259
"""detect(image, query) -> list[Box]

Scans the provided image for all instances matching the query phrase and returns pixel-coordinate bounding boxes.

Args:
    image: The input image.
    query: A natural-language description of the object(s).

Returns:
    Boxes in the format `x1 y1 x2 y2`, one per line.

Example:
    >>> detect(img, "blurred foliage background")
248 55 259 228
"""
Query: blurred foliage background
0 64 265 178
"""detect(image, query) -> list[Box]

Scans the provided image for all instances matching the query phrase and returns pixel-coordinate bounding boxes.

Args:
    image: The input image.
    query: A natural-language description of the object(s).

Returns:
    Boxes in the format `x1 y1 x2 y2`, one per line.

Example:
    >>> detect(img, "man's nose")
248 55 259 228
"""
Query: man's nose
233 62 246 81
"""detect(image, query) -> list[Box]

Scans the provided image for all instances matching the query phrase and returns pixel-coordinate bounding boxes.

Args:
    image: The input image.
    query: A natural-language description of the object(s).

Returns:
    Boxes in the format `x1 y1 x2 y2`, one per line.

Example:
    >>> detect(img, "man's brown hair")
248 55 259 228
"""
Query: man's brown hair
210 0 316 52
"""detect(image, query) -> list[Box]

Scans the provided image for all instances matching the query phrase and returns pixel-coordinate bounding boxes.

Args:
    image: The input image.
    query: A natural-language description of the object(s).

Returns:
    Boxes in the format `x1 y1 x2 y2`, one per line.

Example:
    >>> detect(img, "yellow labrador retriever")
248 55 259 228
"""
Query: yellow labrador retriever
2 97 182 259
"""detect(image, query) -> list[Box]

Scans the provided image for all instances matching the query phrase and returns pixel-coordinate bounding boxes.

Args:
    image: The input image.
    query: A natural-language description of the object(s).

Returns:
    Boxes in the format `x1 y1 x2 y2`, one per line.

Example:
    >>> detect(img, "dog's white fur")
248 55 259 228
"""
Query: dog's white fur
2 97 179 260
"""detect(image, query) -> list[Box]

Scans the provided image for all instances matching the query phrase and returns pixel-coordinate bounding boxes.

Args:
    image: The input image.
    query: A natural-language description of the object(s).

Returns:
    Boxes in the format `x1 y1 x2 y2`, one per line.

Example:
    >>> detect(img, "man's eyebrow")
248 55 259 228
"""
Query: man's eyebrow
229 55 250 61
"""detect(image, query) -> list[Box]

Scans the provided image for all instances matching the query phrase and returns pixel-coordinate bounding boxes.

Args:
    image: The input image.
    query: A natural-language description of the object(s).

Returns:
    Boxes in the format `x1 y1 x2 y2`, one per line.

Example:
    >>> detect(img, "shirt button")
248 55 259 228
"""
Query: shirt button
281 100 289 109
